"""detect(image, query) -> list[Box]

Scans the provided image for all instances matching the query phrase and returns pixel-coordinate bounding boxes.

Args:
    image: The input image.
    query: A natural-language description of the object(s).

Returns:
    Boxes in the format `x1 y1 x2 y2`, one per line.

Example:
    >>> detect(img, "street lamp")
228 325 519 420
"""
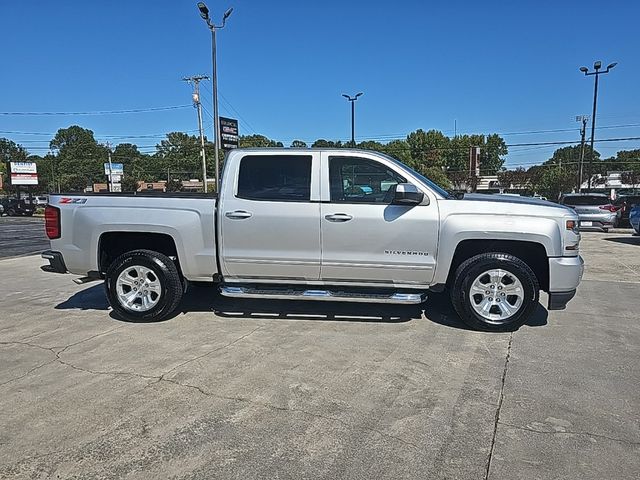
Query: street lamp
580 60 617 192
197 2 233 192
342 92 363 147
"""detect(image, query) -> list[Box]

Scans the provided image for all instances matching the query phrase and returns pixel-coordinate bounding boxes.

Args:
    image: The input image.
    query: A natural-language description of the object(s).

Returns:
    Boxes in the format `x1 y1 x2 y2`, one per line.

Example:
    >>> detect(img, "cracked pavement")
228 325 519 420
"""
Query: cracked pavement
0 231 639 479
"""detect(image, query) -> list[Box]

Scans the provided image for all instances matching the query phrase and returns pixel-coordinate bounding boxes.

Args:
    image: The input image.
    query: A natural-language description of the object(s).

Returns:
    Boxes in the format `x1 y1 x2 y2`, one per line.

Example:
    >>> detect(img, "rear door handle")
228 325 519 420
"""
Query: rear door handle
225 210 253 219
325 213 353 222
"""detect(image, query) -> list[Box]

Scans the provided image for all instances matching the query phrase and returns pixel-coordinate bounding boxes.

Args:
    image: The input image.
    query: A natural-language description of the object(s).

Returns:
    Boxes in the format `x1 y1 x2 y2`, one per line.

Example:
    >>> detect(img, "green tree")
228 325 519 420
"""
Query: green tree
121 175 140 192
113 143 150 183
482 134 507 174
406 129 449 169
239 134 283 148
154 132 203 180
356 140 385 152
498 167 531 190
382 140 412 164
311 139 344 148
404 129 451 188
0 138 28 163
0 138 29 192
49 126 108 190
290 140 308 148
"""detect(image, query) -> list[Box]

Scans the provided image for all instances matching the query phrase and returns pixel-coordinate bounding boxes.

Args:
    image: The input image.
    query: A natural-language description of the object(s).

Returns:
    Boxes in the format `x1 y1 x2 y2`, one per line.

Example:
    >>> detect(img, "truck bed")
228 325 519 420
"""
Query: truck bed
48 193 218 282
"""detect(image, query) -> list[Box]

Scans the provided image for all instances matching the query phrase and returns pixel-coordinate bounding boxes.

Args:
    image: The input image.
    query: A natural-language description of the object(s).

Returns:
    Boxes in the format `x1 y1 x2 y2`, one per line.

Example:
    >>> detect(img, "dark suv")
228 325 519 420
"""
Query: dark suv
0 197 36 216
612 195 640 227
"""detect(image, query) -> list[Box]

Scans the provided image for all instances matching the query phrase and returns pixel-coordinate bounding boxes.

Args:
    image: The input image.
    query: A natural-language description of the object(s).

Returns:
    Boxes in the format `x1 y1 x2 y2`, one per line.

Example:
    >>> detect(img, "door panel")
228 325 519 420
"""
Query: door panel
320 203 438 285
319 154 439 286
220 153 321 281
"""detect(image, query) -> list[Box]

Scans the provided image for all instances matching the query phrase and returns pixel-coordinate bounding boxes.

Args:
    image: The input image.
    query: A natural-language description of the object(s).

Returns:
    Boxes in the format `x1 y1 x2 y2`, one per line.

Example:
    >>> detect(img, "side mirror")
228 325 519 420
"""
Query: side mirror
392 183 424 205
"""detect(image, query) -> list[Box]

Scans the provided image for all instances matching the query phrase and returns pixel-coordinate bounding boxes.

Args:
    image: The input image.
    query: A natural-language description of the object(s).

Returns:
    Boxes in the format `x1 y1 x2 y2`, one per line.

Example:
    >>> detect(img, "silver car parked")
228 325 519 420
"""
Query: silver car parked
559 193 617 232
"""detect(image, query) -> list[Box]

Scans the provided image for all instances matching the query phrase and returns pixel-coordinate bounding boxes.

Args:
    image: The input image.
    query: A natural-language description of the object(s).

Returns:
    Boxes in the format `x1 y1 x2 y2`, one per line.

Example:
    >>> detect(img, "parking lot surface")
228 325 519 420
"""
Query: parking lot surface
0 231 638 479
0 216 48 259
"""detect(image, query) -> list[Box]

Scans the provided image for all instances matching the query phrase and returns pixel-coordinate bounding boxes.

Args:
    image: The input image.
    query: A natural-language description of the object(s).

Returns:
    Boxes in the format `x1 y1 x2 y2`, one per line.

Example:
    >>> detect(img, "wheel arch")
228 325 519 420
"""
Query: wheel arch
446 239 549 292
98 231 179 275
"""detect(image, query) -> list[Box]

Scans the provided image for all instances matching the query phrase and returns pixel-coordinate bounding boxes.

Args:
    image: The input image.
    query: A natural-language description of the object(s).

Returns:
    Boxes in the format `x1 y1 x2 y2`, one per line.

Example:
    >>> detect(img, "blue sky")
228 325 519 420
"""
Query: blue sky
1 0 639 167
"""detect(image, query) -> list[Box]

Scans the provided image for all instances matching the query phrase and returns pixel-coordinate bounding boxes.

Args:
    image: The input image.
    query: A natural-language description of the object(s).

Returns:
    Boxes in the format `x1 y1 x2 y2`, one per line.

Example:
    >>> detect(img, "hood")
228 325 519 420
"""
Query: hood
462 193 573 212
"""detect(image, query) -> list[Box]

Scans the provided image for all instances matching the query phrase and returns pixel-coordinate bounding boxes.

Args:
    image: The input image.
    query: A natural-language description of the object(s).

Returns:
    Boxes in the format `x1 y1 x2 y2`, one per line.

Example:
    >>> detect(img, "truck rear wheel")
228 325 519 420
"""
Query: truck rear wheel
450 253 539 331
105 249 183 322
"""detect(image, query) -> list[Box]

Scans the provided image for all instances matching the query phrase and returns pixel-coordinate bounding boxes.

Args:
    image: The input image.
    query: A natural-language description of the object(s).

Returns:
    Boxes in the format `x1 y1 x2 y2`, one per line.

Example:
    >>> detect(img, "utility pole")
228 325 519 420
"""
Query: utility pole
106 141 113 192
580 61 617 192
575 115 588 192
183 75 210 192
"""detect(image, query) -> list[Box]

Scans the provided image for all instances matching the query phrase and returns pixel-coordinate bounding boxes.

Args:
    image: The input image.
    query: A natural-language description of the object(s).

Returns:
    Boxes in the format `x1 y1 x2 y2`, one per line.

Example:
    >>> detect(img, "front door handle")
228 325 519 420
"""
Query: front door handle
225 210 253 220
325 213 353 222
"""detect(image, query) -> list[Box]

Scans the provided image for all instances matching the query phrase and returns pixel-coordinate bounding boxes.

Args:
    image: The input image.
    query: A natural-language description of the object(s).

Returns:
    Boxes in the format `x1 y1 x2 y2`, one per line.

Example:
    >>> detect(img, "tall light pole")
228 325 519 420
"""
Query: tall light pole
183 75 210 192
342 92 363 147
197 2 233 193
580 61 617 192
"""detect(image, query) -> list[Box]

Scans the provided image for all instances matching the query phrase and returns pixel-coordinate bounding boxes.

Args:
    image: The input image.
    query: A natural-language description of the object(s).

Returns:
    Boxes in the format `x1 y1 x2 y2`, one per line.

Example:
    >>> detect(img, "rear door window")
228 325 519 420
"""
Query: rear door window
237 155 312 202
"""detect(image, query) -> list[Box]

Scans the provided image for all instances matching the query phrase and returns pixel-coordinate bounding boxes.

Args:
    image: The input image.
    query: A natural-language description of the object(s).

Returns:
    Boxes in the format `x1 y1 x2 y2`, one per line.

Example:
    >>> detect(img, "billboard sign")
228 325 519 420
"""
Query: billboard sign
104 163 124 175
219 117 239 150
10 162 38 185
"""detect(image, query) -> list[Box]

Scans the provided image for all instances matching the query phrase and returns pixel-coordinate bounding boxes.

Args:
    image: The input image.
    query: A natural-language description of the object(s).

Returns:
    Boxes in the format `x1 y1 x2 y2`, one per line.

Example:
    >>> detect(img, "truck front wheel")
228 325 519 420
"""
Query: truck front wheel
105 249 183 322
450 253 539 331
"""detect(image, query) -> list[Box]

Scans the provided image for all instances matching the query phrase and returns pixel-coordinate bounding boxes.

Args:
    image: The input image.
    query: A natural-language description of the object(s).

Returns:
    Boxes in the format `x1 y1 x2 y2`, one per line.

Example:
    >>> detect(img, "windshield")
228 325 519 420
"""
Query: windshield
377 152 453 198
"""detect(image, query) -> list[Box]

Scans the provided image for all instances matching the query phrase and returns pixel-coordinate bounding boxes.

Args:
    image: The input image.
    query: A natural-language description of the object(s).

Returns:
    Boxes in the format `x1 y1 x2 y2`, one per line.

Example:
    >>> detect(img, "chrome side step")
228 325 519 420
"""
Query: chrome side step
220 285 426 304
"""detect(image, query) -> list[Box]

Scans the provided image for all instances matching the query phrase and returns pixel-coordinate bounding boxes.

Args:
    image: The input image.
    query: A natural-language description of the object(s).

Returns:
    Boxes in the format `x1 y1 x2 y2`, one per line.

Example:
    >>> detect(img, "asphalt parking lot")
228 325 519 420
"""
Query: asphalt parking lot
1 231 639 479
0 216 49 259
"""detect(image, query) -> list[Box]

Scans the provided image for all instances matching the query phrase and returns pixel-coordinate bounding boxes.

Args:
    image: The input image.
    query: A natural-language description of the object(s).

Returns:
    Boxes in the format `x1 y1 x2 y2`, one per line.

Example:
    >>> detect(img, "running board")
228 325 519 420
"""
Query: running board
220 285 426 304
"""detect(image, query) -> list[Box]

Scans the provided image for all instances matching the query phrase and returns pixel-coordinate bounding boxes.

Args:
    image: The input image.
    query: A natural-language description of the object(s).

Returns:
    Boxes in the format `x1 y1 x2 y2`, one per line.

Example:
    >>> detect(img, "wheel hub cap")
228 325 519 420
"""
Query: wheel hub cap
115 265 162 312
469 268 524 323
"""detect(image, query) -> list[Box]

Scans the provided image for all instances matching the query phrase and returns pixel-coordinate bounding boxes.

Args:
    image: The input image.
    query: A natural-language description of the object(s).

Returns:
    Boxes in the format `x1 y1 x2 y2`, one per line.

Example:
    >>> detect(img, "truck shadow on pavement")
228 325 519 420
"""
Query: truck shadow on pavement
604 236 640 246
55 283 548 330
55 283 110 310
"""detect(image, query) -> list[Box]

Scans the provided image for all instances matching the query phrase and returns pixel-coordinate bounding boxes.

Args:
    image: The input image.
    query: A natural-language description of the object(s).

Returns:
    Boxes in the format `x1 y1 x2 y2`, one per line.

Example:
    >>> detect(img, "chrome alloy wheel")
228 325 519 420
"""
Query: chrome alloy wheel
115 265 162 312
469 268 524 323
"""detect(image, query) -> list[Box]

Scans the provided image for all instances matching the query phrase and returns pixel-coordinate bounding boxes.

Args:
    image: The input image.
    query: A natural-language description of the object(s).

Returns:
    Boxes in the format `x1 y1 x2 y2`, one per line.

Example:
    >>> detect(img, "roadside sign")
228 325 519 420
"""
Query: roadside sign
104 163 124 175
110 174 122 183
111 183 122 192
10 162 38 185
219 117 239 150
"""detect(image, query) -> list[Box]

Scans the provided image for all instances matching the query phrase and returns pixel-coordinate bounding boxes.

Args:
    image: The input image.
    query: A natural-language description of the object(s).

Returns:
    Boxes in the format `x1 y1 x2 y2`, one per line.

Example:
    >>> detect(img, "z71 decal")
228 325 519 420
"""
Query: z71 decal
59 197 88 204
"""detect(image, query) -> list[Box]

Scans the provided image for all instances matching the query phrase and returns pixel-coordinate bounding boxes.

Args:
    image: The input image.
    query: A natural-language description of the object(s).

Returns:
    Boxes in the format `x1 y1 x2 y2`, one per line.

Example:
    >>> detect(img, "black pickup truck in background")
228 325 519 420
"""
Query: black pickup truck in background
0 197 36 216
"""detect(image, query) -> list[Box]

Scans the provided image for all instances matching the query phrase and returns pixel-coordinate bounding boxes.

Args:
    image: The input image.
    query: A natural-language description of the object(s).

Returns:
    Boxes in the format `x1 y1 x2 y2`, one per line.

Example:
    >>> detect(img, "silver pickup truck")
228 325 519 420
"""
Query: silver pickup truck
41 148 584 331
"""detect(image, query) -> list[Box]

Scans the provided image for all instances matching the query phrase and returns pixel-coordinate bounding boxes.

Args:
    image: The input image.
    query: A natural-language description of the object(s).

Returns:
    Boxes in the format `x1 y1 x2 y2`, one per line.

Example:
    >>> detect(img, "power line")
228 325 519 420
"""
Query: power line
0 105 191 116
199 81 257 134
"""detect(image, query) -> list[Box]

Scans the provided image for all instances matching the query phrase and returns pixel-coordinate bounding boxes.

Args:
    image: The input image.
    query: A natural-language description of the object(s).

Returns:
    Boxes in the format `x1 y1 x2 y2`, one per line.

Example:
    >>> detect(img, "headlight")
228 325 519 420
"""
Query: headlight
564 219 580 252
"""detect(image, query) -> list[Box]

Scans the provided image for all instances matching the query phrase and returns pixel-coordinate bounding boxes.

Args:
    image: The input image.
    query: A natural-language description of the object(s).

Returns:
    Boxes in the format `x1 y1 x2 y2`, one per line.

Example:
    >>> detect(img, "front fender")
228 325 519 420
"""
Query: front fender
432 213 561 284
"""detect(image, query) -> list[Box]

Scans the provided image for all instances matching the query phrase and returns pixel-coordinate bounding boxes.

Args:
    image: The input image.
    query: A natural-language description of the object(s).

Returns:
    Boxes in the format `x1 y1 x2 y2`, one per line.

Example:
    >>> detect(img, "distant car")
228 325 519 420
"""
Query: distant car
612 195 640 227
35 195 49 206
559 193 617 232
0 198 36 217
630 204 640 235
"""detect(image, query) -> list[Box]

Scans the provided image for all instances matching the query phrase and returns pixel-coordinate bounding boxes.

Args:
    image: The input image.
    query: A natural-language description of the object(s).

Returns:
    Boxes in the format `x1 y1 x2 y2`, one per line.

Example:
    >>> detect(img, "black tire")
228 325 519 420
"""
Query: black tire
7 208 16 217
602 228 609 233
105 249 183 322
450 253 539 332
